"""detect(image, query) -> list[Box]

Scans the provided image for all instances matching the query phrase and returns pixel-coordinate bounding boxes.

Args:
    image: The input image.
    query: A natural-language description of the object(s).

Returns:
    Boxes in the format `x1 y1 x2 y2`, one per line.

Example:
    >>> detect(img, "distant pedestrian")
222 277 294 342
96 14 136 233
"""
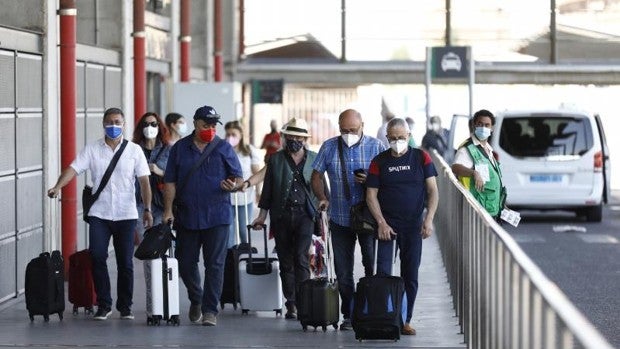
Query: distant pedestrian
260 119 282 163
421 116 449 158
165 112 188 145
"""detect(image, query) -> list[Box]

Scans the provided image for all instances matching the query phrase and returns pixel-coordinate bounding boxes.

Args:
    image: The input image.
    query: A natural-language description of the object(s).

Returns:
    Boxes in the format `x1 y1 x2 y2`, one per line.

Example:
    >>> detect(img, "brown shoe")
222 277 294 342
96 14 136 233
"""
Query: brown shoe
401 323 416 335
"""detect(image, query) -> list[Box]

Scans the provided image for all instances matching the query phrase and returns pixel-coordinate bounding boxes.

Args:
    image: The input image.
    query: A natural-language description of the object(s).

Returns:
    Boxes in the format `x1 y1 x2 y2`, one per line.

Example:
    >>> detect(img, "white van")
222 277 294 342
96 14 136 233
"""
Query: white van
449 110 610 222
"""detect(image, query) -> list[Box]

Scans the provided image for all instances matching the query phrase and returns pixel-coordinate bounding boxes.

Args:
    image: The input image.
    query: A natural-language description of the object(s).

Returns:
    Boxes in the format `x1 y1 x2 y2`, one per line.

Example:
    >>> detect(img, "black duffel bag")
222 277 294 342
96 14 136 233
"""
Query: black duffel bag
134 223 174 260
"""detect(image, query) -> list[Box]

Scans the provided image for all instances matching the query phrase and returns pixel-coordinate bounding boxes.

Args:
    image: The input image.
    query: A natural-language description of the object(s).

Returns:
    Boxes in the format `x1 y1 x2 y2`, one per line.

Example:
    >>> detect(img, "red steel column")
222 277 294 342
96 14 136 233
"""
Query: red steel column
180 0 191 82
213 0 223 81
133 0 146 123
238 0 245 60
59 0 77 274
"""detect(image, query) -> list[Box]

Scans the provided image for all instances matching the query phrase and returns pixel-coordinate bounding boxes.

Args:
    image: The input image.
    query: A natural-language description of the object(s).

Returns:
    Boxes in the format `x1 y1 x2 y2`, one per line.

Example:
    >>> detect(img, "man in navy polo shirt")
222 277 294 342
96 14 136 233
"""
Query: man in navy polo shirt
310 108 385 330
366 118 439 336
163 105 243 326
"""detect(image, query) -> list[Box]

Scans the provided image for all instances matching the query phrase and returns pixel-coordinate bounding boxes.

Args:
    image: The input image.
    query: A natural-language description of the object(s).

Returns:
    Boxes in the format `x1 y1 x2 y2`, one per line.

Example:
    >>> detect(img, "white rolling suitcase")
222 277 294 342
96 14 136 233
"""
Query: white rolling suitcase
238 224 283 316
144 254 180 326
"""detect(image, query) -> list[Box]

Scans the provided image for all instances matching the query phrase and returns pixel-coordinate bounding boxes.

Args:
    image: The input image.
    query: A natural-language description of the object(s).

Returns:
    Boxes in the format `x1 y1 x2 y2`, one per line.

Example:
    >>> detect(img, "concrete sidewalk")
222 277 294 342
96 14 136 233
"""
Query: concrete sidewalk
0 231 464 348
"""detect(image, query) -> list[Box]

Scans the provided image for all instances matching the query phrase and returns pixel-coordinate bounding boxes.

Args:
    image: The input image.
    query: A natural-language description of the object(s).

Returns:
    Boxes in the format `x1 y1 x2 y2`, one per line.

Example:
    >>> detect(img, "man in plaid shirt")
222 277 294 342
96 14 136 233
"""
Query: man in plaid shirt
310 109 386 330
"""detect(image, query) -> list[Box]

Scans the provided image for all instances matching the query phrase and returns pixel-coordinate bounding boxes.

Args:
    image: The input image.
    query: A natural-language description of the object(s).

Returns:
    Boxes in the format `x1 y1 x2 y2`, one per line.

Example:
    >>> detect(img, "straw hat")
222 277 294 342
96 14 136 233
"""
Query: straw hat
281 117 311 137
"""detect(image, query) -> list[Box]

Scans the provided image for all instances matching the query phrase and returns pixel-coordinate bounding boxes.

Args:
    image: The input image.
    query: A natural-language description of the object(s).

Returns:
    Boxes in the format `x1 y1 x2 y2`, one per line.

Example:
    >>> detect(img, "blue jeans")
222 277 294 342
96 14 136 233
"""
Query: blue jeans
227 204 253 248
175 224 229 315
88 217 137 312
376 219 423 323
271 206 313 305
329 221 375 319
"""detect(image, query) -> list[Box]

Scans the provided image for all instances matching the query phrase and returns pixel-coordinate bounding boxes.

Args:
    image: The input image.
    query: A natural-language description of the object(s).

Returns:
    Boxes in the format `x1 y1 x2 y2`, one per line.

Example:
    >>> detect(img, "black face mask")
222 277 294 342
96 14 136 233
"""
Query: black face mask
285 139 304 153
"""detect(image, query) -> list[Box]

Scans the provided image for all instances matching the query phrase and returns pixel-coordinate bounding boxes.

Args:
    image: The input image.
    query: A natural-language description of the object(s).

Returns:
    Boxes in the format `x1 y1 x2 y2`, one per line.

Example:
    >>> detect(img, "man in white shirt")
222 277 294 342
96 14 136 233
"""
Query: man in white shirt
48 107 152 321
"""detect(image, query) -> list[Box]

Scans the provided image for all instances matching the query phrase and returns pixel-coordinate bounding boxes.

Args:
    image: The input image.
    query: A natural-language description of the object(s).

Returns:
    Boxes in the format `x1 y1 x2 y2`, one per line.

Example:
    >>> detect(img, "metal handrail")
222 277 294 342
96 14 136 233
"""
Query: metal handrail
430 150 613 349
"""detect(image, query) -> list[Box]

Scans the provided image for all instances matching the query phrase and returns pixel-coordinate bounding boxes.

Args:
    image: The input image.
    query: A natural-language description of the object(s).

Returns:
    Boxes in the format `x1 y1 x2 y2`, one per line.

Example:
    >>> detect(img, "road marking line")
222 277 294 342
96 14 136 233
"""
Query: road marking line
512 234 546 243
577 234 618 244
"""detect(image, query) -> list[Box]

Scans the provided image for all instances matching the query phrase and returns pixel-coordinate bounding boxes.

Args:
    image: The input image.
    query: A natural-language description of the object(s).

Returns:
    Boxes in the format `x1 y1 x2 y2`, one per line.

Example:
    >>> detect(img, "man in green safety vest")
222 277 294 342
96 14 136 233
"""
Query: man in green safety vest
451 109 507 220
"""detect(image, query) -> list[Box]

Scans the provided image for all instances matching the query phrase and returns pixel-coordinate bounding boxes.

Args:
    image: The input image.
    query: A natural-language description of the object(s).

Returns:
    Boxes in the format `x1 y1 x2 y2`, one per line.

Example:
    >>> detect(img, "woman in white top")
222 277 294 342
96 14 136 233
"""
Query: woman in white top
224 120 262 247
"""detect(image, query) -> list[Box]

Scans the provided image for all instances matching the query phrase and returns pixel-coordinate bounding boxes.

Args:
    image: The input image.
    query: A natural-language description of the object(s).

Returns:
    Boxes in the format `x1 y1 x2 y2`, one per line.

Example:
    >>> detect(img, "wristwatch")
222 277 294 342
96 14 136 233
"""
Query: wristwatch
144 208 151 213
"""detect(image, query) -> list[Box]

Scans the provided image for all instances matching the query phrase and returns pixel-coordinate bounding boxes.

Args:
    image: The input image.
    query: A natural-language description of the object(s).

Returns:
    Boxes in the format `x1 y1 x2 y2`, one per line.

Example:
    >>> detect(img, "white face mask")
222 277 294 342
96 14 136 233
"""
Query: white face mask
341 133 360 147
143 125 159 139
389 139 408 154
176 122 188 135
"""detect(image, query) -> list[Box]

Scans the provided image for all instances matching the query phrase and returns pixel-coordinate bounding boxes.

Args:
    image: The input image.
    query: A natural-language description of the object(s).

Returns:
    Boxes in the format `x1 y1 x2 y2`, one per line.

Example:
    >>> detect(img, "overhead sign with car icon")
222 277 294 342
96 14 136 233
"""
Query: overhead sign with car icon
431 46 470 81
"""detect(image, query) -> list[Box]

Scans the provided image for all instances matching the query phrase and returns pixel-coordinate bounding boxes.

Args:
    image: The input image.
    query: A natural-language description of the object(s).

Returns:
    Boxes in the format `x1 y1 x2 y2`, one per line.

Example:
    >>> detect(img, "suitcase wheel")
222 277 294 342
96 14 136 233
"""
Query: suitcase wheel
44 315 50 322
72 306 78 315
302 325 308 332
220 302 225 310
169 315 180 326
58 312 63 321
29 314 34 322
85 306 94 315
242 309 249 315
233 303 238 310
332 323 338 330
275 309 282 316
322 325 327 332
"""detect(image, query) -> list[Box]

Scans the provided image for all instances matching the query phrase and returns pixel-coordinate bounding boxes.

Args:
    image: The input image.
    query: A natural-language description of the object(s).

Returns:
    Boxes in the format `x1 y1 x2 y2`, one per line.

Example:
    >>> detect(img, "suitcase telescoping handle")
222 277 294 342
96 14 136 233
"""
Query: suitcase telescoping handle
233 191 250 246
318 210 336 283
373 238 397 276
246 224 269 273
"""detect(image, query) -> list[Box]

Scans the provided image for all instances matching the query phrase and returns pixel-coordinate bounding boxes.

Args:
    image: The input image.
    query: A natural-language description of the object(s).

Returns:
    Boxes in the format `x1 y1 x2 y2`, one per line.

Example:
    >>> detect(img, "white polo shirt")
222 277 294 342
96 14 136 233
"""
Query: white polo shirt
71 137 150 221
453 135 497 169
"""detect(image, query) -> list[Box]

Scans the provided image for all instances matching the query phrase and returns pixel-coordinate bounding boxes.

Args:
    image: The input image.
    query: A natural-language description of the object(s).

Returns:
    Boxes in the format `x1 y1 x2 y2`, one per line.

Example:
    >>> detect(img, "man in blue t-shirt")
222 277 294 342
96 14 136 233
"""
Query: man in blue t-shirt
366 118 439 336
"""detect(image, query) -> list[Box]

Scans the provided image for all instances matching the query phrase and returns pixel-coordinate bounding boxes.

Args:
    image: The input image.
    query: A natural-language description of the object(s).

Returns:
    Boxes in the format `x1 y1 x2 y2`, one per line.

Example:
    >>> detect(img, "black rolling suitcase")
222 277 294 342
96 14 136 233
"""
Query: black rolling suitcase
25 250 65 322
220 191 257 310
352 239 405 342
297 211 339 331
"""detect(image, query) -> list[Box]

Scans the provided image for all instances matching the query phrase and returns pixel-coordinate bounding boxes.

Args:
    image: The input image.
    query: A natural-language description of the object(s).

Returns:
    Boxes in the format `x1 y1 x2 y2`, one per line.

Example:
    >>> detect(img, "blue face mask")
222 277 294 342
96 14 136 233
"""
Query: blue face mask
474 127 492 141
105 125 123 139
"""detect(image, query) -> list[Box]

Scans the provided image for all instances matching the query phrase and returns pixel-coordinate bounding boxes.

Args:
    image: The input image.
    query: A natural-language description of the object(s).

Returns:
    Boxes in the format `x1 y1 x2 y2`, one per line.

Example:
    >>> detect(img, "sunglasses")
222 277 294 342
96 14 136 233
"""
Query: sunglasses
144 121 159 127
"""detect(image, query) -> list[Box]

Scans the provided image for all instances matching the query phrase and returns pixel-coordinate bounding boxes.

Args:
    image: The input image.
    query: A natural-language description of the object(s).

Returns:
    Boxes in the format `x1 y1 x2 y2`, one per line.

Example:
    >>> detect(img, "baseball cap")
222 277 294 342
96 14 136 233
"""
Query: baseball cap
193 105 222 125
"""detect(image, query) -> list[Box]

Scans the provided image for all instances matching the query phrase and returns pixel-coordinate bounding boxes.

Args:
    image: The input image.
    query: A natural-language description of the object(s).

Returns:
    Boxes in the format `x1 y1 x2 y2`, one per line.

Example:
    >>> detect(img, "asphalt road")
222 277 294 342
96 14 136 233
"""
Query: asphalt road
502 191 620 348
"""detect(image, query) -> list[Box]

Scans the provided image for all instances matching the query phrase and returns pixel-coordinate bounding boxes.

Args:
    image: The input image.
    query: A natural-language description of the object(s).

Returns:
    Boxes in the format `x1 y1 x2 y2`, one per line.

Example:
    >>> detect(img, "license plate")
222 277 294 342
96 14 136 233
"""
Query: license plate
530 174 563 183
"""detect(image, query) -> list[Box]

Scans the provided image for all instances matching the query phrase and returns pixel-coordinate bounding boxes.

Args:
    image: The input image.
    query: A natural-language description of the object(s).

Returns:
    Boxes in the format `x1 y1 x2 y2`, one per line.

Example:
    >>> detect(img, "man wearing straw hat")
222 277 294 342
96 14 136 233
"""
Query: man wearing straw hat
251 117 327 320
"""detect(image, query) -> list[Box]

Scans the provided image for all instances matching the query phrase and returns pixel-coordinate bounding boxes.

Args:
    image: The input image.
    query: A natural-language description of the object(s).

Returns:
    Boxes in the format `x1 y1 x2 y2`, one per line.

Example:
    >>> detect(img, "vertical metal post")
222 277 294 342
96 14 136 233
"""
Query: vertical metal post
238 0 245 60
59 0 77 275
468 47 474 117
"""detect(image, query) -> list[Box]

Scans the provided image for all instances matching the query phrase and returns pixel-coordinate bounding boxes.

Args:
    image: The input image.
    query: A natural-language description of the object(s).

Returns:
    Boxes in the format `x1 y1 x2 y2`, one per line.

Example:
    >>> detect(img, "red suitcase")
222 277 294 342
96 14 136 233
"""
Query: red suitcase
68 249 97 314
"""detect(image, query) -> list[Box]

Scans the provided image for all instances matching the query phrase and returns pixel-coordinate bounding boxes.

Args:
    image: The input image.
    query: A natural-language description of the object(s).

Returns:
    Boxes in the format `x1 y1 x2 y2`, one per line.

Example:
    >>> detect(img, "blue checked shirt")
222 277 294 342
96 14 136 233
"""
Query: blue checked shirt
312 134 386 227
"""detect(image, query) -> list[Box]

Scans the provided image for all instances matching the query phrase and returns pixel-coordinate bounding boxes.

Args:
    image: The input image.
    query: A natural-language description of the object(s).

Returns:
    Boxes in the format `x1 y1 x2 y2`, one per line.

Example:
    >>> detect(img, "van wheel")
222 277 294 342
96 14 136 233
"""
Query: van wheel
585 204 603 222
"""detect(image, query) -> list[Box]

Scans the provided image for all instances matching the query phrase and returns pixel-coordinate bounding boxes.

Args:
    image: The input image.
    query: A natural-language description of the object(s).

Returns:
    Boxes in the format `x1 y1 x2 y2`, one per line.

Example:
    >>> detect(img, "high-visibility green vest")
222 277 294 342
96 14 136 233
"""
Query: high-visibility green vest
458 141 503 217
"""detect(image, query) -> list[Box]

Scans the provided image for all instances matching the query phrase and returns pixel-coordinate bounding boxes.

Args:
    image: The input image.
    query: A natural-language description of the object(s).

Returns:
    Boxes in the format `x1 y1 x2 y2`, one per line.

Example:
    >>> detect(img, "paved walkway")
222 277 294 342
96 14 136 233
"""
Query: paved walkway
0 231 464 348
